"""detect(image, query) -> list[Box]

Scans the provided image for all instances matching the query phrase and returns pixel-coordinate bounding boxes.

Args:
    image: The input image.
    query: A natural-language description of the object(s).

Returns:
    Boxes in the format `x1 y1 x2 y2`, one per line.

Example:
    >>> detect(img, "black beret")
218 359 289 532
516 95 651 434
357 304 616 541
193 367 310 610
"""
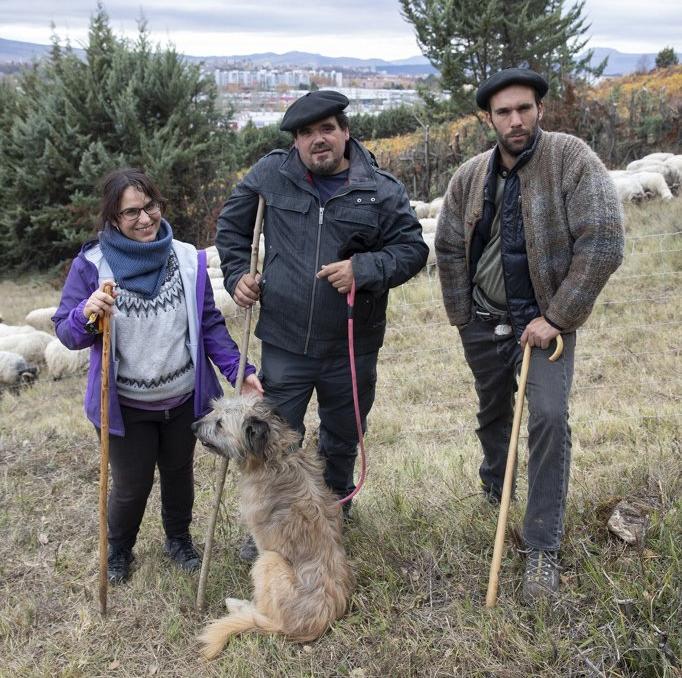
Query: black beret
476 68 548 110
280 90 349 132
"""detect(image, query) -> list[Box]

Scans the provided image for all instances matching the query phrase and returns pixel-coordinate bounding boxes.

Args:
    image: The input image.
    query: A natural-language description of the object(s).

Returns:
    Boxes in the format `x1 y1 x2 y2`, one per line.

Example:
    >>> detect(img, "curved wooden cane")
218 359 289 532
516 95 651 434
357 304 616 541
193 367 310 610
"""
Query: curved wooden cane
485 334 564 608
196 195 265 611
98 283 113 615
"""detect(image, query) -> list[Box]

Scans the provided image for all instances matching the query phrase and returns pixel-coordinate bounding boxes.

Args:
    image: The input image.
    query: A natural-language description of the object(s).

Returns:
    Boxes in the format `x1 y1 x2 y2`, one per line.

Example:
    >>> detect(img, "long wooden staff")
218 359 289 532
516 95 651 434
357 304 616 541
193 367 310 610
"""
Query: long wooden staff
485 334 564 608
98 283 114 615
196 195 265 611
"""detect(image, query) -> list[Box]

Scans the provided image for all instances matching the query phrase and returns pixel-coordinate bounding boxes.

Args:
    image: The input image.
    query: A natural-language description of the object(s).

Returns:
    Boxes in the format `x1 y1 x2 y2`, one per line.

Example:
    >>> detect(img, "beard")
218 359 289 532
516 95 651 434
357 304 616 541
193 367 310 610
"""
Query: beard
308 149 344 175
495 123 538 159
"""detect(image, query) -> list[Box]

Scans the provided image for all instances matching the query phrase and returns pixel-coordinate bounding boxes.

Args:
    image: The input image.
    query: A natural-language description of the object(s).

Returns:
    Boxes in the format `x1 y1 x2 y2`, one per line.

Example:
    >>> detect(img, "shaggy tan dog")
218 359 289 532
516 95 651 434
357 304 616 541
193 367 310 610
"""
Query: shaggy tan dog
192 395 354 659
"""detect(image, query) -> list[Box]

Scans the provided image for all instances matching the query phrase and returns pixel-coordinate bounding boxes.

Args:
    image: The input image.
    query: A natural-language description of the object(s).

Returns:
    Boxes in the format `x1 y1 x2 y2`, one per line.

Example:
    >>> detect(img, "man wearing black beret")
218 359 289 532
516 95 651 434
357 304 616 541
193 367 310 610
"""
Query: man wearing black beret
216 90 428 559
435 68 624 603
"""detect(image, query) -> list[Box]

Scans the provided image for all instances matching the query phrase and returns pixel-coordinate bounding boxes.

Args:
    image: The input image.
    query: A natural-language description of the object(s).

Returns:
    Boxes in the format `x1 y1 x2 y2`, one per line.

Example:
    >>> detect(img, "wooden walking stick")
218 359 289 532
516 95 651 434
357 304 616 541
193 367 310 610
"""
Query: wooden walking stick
196 195 265 611
98 283 114 615
485 334 564 608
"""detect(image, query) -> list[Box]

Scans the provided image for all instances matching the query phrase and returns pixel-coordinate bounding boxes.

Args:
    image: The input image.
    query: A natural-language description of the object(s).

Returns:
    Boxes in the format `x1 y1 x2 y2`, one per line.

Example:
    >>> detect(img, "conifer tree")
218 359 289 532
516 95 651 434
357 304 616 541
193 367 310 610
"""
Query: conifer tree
0 2 232 269
399 0 605 113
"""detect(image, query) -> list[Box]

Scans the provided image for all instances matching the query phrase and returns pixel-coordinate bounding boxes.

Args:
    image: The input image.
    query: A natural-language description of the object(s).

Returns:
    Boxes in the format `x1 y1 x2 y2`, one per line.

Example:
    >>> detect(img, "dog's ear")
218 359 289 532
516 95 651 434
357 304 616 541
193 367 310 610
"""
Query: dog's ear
244 416 270 459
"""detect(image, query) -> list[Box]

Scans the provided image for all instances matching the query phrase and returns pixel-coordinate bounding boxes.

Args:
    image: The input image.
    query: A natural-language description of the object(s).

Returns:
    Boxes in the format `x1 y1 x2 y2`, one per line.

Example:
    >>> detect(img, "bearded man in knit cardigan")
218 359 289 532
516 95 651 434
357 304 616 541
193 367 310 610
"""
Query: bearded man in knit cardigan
435 68 624 603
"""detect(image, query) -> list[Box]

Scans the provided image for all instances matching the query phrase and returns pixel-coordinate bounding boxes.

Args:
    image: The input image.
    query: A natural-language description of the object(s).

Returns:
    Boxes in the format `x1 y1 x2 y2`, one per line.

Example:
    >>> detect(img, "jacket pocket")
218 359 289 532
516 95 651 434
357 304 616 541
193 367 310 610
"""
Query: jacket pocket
331 206 380 257
266 193 312 251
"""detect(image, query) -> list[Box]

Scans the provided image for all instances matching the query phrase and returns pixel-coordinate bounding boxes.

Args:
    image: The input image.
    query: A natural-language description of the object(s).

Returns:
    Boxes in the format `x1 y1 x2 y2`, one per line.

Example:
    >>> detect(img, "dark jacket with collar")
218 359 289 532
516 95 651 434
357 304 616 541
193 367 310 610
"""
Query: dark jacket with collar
471 132 541 339
216 138 428 357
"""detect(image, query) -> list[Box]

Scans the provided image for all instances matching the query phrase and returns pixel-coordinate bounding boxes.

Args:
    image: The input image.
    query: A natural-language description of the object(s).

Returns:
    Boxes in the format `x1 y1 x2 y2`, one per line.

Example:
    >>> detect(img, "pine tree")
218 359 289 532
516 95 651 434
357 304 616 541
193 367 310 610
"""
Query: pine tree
399 0 605 113
655 47 679 70
0 2 232 269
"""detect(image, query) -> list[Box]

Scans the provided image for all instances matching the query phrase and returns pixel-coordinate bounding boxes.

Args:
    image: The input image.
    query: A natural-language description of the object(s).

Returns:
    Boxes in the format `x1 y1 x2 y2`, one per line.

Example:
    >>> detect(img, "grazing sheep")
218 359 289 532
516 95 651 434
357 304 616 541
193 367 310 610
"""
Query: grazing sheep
205 246 221 269
640 152 673 163
411 201 430 219
419 217 437 234
0 330 53 364
0 324 37 337
212 287 239 319
629 171 673 201
627 160 679 190
423 232 436 266
0 350 39 390
664 155 682 175
25 306 58 333
612 174 646 203
428 197 444 218
44 338 90 380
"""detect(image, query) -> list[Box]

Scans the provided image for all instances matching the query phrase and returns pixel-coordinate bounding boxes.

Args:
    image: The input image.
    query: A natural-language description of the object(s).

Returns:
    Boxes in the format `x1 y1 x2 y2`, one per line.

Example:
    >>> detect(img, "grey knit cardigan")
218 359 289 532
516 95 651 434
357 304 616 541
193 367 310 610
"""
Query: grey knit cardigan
435 129 625 331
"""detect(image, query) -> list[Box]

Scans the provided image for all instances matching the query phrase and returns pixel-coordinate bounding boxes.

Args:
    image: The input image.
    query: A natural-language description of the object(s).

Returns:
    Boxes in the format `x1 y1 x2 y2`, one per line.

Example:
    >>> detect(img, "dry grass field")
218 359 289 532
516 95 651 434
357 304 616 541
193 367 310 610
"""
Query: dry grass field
0 199 680 677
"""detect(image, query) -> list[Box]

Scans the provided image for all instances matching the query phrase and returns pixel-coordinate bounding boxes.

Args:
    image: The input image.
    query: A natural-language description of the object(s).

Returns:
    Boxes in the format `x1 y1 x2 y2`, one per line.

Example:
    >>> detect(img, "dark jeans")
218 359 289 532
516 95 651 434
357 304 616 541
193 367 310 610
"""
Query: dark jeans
259 342 378 498
101 398 197 551
459 315 576 550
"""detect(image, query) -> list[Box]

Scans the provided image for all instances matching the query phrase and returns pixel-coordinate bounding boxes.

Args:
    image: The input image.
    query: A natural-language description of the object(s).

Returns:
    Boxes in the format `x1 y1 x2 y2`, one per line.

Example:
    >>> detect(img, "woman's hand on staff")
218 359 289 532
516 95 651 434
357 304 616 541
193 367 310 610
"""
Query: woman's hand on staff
83 280 117 319
241 373 264 398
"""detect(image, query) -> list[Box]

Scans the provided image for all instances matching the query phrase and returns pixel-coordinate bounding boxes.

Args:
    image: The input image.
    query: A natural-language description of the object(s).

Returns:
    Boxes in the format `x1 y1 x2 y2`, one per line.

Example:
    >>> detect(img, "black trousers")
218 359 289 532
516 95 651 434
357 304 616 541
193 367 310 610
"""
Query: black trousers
103 398 197 551
260 342 378 498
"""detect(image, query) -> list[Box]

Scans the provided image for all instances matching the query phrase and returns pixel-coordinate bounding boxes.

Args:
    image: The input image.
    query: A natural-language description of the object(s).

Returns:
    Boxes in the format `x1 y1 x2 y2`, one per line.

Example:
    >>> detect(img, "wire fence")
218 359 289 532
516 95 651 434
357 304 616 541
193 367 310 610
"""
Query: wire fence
373 230 681 440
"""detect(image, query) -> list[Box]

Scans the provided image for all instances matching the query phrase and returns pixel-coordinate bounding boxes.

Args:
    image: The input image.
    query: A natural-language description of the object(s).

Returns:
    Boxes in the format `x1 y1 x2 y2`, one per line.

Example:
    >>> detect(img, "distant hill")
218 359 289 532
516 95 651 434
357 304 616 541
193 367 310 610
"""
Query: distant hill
0 37 436 74
583 47 682 77
3 37 679 78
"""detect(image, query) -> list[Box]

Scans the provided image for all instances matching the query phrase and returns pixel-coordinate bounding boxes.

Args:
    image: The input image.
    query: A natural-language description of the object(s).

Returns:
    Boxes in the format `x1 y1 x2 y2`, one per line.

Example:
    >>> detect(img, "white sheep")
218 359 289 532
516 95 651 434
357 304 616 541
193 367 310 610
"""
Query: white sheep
25 306 58 333
627 161 679 190
207 267 223 280
640 152 674 163
411 201 430 219
423 232 436 267
612 174 646 203
664 155 682 176
419 217 437 234
629 171 673 201
0 350 39 389
44 338 90 380
212 287 240 319
0 330 53 364
428 197 444 218
0 324 37 337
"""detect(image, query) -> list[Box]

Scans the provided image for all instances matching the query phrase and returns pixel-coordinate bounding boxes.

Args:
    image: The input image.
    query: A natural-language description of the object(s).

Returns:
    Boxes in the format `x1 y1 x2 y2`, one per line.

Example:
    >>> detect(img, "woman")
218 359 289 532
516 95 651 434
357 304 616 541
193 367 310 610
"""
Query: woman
53 168 263 584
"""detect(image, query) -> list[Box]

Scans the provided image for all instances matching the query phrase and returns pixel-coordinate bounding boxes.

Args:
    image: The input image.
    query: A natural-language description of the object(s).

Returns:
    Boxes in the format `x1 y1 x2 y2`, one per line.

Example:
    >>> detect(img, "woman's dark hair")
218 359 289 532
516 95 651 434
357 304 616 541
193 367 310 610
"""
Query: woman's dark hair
99 168 166 230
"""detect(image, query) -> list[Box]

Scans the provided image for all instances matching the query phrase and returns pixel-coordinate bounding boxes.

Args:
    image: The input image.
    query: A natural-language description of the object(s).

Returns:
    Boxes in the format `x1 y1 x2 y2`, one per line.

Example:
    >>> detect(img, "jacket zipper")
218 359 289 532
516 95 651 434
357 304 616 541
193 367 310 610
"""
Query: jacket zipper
301 185 374 354
303 205 325 354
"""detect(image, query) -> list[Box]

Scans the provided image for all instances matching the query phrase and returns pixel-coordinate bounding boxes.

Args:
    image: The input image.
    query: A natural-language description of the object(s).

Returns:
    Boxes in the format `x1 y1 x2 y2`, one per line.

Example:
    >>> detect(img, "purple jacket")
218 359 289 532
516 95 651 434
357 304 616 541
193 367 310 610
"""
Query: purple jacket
53 237 255 436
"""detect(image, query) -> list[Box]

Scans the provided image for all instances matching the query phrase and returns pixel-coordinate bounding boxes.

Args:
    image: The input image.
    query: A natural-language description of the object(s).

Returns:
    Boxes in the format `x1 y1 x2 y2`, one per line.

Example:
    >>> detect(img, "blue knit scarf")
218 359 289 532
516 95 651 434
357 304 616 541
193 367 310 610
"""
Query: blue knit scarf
99 220 173 299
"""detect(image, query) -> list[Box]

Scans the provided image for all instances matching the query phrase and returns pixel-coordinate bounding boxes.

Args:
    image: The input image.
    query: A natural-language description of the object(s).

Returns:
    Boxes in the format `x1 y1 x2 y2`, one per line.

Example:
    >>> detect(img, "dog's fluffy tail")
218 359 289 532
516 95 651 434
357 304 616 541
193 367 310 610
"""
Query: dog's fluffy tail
198 604 280 660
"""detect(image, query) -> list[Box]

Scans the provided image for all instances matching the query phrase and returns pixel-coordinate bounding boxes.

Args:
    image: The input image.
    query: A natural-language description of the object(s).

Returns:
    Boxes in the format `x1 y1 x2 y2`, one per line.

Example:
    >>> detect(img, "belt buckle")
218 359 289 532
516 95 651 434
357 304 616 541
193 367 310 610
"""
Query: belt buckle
494 323 513 337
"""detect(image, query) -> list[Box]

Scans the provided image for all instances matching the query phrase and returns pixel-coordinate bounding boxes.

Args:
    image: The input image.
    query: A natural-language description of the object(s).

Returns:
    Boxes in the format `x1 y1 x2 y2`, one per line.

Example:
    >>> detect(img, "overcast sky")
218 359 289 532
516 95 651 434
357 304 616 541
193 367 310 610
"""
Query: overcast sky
0 1 680 60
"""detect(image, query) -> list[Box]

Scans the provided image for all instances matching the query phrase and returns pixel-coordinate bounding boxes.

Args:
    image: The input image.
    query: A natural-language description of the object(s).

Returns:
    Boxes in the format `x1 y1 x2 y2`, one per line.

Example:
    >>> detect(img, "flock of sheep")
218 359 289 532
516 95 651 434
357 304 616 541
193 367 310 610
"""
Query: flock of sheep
0 307 90 390
608 152 682 202
2 150 677 390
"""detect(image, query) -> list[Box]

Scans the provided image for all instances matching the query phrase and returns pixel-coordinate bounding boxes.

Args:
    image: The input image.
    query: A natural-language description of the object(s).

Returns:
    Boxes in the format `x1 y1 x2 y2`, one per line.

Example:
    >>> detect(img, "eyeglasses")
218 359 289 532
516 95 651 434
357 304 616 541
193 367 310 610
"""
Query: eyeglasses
118 200 162 222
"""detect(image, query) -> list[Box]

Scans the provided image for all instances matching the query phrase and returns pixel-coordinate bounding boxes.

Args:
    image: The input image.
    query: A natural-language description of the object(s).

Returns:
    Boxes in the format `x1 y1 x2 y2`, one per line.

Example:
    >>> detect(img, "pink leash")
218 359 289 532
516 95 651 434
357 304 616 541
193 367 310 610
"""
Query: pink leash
338 279 367 506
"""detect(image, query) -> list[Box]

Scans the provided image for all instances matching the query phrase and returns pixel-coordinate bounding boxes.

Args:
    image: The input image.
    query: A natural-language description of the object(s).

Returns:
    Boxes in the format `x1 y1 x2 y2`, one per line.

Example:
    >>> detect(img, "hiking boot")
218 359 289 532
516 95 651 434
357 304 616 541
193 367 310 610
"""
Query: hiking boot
481 481 516 506
164 535 201 572
107 546 134 584
238 534 258 563
521 549 560 604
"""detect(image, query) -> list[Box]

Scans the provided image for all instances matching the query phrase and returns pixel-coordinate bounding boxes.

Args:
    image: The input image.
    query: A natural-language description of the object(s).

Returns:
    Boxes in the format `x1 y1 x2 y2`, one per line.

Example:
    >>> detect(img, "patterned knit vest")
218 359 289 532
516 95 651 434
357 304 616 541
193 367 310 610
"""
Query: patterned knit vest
113 251 195 402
